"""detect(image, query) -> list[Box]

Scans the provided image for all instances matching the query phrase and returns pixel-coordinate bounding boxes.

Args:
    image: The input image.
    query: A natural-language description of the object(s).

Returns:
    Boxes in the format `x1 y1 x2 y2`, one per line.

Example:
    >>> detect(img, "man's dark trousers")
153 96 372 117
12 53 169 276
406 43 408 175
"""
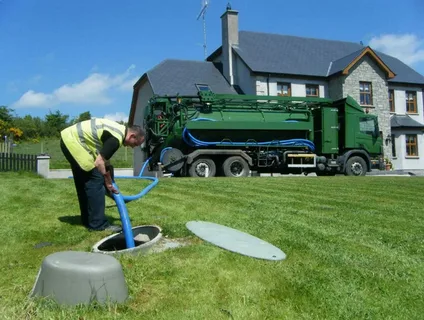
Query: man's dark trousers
60 139 109 230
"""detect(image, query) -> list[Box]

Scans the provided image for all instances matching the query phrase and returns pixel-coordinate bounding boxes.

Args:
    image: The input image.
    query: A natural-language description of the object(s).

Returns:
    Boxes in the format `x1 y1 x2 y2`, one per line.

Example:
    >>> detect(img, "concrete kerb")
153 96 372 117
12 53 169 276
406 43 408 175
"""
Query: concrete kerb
36 154 135 179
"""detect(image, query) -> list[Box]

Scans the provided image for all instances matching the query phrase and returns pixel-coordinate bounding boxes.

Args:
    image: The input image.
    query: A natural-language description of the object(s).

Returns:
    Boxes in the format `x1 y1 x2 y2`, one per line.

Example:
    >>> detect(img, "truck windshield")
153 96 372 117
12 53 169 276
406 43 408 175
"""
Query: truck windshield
359 117 378 136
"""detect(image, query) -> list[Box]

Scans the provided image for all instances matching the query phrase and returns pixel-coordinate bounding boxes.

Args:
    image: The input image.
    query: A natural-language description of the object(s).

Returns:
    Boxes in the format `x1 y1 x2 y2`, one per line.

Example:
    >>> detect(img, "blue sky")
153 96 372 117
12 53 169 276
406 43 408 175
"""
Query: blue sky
1 0 424 122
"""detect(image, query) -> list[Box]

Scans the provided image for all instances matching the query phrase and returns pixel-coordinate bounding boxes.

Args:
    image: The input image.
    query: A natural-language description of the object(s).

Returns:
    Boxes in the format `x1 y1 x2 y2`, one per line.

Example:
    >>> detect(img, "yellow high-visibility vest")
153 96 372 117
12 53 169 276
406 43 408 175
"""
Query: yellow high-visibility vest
61 118 126 171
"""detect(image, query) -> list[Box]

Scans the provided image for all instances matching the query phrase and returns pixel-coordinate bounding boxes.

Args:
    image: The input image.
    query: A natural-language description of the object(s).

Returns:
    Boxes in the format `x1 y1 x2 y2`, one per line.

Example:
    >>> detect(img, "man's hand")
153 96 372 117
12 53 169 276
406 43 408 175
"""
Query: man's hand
104 171 119 194
94 154 107 174
95 154 118 194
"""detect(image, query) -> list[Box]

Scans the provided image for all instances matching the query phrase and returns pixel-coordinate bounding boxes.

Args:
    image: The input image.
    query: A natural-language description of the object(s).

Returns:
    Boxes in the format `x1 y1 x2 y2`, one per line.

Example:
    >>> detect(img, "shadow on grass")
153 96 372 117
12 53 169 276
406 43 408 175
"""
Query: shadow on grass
58 215 120 226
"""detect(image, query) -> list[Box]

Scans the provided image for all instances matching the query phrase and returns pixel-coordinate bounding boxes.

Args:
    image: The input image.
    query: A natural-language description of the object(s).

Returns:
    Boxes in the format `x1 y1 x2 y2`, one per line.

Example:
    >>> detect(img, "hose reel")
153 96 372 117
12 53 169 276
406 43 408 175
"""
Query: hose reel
160 148 185 172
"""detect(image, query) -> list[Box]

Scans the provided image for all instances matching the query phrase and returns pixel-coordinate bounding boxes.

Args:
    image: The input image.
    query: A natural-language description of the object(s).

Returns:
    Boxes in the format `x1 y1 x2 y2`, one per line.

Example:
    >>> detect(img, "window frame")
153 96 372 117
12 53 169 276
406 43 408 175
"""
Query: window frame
389 89 395 112
305 84 319 97
277 82 291 96
359 81 373 106
195 84 211 92
359 117 378 136
405 91 417 114
405 134 418 157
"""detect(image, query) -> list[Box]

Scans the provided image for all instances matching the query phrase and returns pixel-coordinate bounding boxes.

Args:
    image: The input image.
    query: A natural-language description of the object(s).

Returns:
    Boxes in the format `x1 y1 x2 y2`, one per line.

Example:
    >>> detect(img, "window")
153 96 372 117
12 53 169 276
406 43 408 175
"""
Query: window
306 84 319 97
391 134 396 157
277 82 291 96
406 134 418 156
389 89 395 112
406 91 417 113
196 84 211 92
359 117 376 135
360 82 373 105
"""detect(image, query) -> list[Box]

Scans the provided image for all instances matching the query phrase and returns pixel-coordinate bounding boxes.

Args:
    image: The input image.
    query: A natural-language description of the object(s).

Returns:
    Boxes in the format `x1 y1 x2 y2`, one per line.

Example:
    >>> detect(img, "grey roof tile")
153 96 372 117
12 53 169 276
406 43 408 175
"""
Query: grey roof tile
228 31 424 85
147 59 237 96
233 31 364 77
391 115 424 128
377 52 424 84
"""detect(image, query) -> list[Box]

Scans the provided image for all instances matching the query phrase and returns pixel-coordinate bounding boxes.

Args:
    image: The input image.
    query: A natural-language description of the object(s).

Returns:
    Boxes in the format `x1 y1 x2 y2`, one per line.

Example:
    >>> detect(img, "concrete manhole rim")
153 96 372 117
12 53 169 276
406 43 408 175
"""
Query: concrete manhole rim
92 224 163 254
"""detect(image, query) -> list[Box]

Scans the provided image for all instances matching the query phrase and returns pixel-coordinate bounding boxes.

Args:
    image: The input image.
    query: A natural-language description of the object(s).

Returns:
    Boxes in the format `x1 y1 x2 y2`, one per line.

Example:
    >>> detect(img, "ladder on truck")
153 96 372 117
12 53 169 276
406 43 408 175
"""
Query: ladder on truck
257 140 280 168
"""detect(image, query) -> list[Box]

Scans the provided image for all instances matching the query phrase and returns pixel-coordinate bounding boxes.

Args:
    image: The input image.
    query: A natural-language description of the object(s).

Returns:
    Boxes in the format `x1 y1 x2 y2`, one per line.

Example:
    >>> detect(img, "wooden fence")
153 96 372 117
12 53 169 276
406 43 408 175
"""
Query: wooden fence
0 153 37 172
0 142 12 154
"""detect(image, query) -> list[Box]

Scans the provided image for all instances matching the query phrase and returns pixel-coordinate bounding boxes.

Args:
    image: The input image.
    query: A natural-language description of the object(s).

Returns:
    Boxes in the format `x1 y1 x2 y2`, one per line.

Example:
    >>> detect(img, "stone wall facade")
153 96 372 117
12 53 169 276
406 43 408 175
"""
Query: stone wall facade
342 56 391 158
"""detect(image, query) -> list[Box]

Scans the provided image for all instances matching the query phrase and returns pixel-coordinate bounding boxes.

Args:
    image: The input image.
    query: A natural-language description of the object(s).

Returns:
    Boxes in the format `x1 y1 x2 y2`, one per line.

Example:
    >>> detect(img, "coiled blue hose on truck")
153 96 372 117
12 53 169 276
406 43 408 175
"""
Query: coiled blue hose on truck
182 118 315 151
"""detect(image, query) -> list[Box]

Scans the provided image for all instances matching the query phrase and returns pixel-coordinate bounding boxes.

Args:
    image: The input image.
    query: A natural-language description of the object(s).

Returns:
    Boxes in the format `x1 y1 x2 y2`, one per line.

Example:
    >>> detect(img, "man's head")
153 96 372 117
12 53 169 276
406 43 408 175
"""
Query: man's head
124 125 145 148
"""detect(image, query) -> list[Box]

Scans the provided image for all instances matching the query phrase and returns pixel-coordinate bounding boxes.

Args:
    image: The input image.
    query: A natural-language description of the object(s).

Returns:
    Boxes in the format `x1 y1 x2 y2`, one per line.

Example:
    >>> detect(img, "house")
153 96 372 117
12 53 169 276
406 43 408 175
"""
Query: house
129 7 424 175
128 59 237 174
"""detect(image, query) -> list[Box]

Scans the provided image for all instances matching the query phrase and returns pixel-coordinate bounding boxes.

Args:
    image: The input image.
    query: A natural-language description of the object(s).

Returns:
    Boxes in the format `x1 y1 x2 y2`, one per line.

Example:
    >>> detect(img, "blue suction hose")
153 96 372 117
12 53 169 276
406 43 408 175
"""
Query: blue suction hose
110 183 136 248
111 157 159 249
67 157 160 249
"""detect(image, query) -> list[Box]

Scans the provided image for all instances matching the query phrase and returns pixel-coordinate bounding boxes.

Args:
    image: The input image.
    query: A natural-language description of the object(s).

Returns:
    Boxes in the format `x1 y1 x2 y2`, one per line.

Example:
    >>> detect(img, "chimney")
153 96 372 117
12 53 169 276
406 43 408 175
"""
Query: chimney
221 8 239 85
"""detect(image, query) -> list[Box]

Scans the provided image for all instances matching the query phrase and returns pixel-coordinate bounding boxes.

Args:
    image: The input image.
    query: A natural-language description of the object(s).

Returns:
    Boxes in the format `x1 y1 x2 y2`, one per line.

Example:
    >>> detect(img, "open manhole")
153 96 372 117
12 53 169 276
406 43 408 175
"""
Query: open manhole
92 225 162 256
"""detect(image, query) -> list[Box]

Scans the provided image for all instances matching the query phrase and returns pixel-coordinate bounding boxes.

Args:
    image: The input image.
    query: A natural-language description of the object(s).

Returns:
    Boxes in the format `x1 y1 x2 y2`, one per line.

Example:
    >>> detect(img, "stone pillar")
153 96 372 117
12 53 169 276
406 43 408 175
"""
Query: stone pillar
37 155 51 178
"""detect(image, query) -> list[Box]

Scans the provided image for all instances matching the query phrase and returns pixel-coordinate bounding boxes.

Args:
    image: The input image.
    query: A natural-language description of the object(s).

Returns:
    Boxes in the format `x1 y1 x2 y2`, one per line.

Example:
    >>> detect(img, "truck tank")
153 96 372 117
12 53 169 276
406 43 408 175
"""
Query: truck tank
146 91 331 151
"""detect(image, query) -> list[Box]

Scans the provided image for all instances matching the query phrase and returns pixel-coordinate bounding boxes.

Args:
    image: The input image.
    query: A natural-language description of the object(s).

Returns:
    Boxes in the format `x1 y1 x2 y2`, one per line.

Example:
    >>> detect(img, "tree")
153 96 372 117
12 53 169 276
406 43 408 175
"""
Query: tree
0 106 16 140
0 106 14 124
13 115 44 140
45 110 69 137
0 119 9 138
77 111 91 122
9 127 23 140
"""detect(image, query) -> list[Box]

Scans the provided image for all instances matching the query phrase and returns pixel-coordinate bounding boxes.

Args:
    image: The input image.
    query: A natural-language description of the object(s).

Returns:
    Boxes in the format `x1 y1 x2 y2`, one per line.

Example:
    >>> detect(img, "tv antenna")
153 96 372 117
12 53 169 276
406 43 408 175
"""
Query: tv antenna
196 0 209 59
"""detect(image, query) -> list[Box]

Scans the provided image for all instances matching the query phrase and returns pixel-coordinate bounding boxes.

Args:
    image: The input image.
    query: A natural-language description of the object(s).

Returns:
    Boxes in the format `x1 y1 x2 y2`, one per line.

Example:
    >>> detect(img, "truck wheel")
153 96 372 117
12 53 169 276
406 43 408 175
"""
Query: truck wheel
188 157 216 177
222 156 249 177
345 156 367 176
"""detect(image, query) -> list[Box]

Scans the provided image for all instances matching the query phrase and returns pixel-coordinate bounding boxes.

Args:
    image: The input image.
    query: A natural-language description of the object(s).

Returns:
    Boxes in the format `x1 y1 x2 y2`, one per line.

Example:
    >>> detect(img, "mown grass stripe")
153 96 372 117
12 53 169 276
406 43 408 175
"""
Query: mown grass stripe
1 173 424 319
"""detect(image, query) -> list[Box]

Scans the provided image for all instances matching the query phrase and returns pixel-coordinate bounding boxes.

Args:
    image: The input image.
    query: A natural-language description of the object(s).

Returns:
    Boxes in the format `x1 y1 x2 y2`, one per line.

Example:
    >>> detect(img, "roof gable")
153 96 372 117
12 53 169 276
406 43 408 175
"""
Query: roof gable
328 47 395 78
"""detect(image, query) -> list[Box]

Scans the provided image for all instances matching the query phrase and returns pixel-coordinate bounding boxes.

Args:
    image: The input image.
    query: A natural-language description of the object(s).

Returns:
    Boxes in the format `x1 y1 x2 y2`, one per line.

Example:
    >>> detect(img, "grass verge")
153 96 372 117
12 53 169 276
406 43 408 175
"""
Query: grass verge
0 173 423 319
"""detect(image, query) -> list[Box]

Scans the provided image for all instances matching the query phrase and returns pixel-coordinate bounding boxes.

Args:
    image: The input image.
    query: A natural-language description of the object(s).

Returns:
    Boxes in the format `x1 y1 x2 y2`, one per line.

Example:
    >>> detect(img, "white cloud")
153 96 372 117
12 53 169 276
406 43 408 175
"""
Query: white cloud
12 65 138 108
369 34 424 66
14 90 54 107
118 77 138 91
104 112 129 123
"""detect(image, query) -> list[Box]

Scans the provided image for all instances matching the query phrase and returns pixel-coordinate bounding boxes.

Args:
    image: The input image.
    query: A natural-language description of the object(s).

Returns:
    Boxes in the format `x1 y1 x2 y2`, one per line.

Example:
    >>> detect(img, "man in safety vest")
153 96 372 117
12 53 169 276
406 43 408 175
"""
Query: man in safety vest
60 118 145 232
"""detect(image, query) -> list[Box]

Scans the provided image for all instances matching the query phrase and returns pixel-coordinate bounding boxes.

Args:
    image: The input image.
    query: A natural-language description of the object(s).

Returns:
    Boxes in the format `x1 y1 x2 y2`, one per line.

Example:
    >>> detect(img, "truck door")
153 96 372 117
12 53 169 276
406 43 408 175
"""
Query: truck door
356 116 380 153
321 107 339 154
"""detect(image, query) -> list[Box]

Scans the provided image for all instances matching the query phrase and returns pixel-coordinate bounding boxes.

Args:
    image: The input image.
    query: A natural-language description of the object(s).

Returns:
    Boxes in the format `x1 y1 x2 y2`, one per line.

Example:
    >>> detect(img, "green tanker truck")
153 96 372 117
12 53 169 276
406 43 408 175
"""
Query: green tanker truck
141 89 383 177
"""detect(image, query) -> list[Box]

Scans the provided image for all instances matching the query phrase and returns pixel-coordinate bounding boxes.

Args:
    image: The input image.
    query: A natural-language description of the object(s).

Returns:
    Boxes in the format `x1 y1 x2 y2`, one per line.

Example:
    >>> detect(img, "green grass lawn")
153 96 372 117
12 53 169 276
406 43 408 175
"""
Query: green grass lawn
11 138 134 169
0 173 423 319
